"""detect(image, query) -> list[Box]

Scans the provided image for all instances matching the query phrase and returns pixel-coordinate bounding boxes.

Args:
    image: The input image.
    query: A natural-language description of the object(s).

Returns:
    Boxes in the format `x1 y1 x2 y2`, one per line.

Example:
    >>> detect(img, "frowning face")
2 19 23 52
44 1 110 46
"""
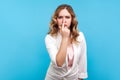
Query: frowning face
57 9 72 29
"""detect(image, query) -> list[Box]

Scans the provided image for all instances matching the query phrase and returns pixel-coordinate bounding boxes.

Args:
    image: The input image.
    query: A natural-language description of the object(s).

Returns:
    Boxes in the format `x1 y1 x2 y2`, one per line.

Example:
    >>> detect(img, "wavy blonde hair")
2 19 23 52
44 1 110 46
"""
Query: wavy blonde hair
48 4 80 43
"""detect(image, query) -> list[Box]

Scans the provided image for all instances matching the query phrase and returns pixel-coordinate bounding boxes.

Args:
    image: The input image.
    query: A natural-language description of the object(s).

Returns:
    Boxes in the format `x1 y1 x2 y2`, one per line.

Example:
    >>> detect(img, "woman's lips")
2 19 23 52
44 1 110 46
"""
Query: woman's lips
64 24 67 26
64 24 67 27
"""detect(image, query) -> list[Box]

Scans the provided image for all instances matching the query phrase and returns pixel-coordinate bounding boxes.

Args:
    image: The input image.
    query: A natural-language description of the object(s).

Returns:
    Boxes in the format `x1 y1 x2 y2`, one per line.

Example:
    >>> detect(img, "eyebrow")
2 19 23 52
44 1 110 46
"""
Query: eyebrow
58 15 71 18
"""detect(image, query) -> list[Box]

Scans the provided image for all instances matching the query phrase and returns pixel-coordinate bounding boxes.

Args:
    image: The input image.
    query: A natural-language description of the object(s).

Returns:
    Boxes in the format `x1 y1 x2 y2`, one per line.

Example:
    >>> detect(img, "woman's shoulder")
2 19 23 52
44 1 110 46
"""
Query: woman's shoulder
45 33 57 42
79 31 85 37
77 31 85 42
45 34 53 40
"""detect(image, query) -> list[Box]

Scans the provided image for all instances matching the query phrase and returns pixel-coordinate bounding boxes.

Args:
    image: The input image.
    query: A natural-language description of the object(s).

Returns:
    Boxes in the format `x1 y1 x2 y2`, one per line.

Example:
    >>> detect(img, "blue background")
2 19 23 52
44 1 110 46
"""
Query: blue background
0 0 120 80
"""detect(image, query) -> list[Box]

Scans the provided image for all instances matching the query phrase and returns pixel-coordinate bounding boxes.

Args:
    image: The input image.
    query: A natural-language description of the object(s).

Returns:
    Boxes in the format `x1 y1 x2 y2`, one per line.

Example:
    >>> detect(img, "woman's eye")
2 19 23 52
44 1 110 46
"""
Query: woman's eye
66 16 70 19
58 16 63 19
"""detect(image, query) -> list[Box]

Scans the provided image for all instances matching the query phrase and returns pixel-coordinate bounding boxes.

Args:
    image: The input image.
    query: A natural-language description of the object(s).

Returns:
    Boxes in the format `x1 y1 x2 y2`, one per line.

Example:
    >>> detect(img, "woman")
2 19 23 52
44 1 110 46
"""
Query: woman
45 4 88 80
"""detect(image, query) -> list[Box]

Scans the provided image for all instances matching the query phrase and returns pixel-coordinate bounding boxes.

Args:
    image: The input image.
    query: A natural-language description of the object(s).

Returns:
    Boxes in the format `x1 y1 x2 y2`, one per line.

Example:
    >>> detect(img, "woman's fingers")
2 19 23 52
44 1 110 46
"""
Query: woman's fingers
61 23 64 30
61 23 70 38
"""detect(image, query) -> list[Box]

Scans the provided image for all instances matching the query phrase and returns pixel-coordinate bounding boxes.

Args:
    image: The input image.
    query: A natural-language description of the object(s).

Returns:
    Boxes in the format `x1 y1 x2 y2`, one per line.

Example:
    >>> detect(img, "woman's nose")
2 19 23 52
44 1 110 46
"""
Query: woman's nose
62 18 66 23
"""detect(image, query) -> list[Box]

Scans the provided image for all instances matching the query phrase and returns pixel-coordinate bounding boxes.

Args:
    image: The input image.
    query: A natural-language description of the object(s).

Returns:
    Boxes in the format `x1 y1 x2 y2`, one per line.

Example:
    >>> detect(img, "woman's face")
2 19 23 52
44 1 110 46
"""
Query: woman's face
57 9 72 29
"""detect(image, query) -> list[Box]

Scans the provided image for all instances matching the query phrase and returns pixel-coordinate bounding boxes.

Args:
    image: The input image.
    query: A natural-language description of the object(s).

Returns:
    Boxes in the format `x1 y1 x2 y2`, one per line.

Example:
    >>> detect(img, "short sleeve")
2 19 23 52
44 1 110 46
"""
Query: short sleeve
45 34 65 68
78 32 88 79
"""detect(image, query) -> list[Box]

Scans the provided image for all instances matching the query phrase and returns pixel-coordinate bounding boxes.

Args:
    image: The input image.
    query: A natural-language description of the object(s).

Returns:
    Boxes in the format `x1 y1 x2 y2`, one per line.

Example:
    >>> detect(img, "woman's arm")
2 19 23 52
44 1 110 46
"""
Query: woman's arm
56 37 69 67
78 32 88 79
56 23 70 67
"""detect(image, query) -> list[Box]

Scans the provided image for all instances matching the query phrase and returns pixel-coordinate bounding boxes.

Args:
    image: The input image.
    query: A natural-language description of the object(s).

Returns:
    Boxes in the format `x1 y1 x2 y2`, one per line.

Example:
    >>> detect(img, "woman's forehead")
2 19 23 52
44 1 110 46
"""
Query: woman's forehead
58 9 71 16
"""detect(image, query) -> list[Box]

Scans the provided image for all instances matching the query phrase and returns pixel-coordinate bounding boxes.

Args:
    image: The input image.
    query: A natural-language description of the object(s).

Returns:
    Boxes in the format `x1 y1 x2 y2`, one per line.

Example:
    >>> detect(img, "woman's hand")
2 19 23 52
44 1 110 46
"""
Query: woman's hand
60 23 70 39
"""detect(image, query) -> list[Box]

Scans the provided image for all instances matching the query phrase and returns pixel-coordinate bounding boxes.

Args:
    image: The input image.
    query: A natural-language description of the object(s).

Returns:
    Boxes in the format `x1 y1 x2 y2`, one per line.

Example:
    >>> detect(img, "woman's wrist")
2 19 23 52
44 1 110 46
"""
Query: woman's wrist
62 37 69 41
